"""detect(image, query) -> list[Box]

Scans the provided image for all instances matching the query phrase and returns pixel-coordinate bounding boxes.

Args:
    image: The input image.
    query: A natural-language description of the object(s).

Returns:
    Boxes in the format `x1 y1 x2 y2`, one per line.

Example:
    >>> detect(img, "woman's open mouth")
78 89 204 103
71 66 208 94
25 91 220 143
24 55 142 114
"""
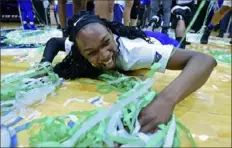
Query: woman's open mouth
101 53 115 69
103 58 113 65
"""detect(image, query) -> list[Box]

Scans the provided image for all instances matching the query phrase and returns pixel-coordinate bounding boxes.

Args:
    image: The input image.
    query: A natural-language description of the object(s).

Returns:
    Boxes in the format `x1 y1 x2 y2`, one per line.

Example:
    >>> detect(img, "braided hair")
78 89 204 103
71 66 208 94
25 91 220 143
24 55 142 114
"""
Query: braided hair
54 11 151 80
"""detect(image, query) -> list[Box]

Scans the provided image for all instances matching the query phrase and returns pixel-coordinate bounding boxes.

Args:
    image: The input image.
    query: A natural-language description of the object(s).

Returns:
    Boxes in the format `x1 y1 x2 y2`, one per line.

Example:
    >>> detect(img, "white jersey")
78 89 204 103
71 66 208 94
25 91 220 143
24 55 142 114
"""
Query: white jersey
114 0 125 7
222 0 232 7
64 38 74 54
176 0 198 5
114 35 174 73
94 0 125 6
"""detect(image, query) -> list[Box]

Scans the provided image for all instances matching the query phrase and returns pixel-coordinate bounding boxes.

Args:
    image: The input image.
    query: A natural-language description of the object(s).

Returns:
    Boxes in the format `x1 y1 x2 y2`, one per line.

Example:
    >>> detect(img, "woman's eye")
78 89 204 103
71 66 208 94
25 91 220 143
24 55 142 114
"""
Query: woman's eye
88 51 97 56
104 39 110 45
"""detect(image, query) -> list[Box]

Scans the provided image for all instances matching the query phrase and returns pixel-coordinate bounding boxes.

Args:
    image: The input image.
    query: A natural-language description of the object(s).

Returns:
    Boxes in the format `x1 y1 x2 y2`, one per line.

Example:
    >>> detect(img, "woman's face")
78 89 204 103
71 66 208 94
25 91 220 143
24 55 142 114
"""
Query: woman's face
76 23 117 70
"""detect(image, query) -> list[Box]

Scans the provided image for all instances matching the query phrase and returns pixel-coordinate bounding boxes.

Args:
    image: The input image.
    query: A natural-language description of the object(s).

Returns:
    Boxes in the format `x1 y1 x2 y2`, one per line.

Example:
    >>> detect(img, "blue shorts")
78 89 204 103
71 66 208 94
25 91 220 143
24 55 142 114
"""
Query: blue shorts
144 31 179 47
218 0 224 7
140 0 151 5
113 4 124 23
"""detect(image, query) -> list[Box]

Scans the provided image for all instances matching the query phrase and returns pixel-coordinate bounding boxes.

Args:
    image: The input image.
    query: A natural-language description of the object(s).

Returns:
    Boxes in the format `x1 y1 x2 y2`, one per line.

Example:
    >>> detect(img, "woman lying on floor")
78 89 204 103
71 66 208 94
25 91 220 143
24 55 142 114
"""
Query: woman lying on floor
40 11 217 133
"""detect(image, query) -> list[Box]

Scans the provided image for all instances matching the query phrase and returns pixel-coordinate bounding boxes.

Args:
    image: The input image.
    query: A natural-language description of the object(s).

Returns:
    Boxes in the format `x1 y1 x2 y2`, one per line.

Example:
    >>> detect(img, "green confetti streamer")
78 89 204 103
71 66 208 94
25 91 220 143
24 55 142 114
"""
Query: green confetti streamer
209 50 231 64
25 63 196 147
1 62 63 114
3 28 61 45
1 62 60 101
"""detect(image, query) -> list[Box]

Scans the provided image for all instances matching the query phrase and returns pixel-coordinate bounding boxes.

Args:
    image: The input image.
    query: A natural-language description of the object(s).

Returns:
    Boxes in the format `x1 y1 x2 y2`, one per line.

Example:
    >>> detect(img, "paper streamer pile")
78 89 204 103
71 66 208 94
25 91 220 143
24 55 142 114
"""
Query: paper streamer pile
1 62 63 114
24 63 196 147
2 28 62 45
209 49 231 64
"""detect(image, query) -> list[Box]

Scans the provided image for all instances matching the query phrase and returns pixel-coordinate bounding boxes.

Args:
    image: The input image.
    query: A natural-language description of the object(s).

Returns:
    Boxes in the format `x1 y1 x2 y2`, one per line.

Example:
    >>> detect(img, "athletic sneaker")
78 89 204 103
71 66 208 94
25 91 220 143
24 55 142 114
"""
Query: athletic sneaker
57 24 61 29
23 24 30 30
147 15 160 31
186 41 191 45
171 5 191 18
161 27 169 35
62 28 68 37
217 32 224 38
29 24 37 30
200 27 211 44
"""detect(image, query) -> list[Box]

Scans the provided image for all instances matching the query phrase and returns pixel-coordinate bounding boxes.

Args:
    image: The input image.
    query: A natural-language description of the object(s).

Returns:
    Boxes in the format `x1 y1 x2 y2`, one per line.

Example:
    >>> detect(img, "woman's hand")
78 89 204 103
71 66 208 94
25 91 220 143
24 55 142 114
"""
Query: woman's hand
138 95 175 133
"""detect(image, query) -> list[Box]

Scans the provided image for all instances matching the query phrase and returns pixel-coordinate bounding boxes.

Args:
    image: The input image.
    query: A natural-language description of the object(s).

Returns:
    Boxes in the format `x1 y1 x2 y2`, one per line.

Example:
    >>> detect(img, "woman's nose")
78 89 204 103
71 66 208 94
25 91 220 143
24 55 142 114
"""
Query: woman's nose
99 48 110 61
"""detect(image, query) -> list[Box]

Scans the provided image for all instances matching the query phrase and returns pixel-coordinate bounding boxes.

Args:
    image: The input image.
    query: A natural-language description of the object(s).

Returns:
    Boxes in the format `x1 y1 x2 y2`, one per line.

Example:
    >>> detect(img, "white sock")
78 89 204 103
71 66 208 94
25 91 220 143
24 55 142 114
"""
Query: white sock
131 19 137 27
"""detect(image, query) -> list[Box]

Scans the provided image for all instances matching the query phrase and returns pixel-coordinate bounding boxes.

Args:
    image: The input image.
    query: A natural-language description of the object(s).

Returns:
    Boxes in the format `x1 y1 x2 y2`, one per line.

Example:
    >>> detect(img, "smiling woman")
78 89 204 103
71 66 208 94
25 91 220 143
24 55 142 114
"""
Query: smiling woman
76 23 117 69
40 11 217 133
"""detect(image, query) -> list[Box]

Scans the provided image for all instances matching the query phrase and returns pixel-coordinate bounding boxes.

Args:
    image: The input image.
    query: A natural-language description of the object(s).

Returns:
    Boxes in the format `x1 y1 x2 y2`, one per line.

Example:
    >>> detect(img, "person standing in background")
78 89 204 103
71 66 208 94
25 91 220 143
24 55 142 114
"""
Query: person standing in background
191 0 214 33
110 0 140 27
95 0 115 21
201 0 232 44
170 0 198 49
130 0 141 26
217 10 232 38
18 0 36 30
137 0 151 29
123 0 134 26
149 0 172 34
106 0 136 26
58 0 88 37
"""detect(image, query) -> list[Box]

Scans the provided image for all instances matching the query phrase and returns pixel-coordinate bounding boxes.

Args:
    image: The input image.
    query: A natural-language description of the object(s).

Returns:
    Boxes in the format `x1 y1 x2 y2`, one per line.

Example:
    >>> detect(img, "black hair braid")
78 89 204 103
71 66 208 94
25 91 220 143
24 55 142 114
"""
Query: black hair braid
116 36 121 53
53 45 102 80
67 12 152 44
100 18 152 44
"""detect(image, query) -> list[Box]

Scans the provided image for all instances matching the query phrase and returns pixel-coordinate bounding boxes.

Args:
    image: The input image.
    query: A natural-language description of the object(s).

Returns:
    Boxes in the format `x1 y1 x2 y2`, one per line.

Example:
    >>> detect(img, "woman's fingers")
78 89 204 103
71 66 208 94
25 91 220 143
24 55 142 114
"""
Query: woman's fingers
138 114 151 127
140 119 158 133
139 108 156 127
114 142 120 148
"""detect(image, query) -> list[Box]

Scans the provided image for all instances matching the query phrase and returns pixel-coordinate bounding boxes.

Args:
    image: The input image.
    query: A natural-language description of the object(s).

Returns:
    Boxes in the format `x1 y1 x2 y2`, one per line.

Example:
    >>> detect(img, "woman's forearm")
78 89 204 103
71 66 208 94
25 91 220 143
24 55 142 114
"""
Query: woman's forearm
159 53 217 105
138 50 217 133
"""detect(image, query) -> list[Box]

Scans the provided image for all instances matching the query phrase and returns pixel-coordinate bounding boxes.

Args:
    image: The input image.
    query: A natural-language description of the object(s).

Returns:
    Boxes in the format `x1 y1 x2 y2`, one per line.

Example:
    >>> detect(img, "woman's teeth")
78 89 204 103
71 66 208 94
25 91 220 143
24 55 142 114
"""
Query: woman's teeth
103 58 112 65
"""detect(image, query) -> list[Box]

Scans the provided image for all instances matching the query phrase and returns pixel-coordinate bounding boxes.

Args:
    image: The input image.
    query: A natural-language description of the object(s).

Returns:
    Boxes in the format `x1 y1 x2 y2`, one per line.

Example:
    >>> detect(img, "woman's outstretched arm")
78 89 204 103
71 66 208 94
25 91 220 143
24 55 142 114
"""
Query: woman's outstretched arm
139 48 217 133
163 48 217 103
